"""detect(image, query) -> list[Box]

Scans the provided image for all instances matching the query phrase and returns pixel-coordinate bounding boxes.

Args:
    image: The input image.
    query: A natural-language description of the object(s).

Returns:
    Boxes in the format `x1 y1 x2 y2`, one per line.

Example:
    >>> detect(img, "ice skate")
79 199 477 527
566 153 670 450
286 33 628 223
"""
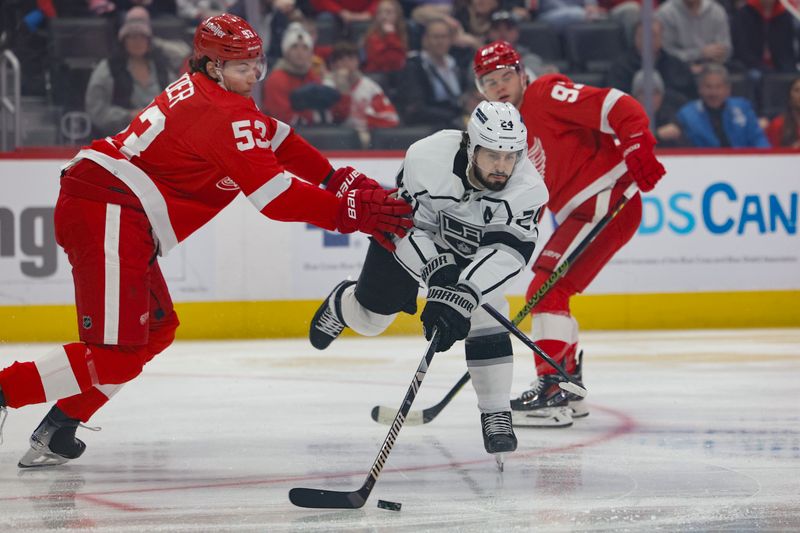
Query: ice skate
18 406 89 468
511 374 574 428
309 280 355 350
481 411 517 471
566 350 589 418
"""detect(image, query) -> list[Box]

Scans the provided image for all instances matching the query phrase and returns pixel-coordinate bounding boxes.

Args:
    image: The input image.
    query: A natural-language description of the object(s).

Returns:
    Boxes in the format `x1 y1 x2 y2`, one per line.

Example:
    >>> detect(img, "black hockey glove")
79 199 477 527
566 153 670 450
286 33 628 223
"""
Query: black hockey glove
421 284 478 352
421 253 460 288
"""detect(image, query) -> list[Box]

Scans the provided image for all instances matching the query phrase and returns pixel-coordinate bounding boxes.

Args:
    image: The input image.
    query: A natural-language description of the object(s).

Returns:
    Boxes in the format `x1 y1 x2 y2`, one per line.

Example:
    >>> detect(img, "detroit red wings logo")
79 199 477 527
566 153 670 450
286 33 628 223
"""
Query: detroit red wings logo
527 136 546 178
216 177 240 191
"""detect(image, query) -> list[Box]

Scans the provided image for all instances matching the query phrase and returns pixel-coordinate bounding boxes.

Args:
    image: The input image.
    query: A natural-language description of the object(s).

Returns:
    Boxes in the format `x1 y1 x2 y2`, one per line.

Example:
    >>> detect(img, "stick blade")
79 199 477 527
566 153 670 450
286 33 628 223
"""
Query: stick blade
370 405 424 426
289 487 367 509
558 381 587 398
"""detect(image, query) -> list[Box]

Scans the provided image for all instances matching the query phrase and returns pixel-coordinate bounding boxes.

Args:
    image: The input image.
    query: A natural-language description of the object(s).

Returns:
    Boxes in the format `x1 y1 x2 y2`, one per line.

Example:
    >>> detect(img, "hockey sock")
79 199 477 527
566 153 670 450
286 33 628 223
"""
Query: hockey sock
340 283 396 337
468 362 513 413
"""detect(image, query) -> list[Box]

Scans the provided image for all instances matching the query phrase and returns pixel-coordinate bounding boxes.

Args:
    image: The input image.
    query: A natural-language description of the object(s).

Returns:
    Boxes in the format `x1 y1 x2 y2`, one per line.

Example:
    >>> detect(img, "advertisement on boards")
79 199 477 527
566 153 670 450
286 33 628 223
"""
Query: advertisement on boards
0 153 797 305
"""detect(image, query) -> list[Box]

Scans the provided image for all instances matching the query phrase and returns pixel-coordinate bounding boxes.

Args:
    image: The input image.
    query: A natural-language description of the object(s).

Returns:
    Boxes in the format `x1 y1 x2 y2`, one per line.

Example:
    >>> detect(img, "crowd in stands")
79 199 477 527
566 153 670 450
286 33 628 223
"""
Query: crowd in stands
1 0 799 148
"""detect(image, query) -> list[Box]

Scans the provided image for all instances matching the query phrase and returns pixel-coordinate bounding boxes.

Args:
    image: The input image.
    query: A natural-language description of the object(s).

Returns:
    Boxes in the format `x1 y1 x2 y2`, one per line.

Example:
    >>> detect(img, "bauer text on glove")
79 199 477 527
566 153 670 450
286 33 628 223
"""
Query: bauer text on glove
335 188 413 251
325 166 382 198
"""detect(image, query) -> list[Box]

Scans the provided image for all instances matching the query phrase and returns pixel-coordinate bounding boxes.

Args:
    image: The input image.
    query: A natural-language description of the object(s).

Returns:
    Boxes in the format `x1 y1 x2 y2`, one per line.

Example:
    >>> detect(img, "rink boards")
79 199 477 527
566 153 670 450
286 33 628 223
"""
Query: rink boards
0 149 798 340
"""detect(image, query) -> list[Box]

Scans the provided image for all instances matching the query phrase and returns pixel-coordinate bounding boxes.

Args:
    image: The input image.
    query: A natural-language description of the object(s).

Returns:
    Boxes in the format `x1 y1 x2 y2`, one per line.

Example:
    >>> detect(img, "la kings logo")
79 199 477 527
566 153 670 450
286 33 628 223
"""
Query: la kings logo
440 213 482 258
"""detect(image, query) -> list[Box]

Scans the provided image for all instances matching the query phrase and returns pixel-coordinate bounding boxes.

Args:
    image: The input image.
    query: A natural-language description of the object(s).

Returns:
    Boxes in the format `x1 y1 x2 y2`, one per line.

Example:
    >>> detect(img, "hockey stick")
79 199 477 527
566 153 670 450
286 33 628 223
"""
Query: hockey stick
370 182 639 425
370 371 471 425
481 304 586 396
289 330 440 509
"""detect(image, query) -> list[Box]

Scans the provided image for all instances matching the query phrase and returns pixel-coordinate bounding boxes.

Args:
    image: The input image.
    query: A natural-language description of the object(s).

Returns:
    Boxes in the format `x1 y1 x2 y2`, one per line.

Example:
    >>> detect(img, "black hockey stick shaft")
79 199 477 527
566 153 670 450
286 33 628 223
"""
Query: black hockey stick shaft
289 330 441 509
372 182 639 423
482 303 586 395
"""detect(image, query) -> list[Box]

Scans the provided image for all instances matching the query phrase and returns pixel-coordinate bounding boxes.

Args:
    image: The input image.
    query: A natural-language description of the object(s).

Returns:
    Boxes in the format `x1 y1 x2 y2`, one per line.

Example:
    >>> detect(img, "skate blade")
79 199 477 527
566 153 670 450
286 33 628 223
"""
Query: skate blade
512 407 573 428
494 453 504 472
18 448 70 469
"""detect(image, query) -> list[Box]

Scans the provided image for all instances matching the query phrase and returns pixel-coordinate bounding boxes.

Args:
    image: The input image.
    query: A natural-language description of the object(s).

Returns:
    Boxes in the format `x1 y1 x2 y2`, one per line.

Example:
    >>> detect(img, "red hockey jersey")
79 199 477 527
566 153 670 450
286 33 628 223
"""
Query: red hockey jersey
65 72 337 255
520 74 650 222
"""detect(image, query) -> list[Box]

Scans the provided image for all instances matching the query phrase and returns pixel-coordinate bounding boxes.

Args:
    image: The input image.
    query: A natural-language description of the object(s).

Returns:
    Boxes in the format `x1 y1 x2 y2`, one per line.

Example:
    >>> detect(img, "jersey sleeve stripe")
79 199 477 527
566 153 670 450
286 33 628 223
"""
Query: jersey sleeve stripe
481 269 521 295
481 230 536 264
74 149 180 254
484 222 537 243
247 172 293 211
271 120 292 150
600 88 626 134
462 249 498 283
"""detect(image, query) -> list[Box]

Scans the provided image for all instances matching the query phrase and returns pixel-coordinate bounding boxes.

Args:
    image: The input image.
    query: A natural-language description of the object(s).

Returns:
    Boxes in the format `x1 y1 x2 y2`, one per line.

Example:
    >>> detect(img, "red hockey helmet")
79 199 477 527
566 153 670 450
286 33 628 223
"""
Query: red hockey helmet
193 14 263 63
473 40 521 79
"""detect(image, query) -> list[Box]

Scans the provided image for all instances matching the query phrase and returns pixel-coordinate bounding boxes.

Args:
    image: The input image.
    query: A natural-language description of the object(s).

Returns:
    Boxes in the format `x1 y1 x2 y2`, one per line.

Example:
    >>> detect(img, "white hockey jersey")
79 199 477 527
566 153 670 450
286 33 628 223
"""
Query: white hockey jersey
394 130 549 302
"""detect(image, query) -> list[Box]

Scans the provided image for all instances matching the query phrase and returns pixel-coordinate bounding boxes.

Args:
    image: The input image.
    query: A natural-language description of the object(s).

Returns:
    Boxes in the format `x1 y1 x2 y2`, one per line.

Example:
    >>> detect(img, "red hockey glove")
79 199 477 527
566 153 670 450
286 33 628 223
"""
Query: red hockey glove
335 188 413 251
325 166 382 199
621 131 666 193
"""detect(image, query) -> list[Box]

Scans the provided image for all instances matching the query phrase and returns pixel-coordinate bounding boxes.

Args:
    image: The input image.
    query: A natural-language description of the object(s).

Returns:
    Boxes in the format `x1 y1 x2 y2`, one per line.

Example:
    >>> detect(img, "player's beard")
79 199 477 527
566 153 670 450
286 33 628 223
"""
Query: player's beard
471 164 510 192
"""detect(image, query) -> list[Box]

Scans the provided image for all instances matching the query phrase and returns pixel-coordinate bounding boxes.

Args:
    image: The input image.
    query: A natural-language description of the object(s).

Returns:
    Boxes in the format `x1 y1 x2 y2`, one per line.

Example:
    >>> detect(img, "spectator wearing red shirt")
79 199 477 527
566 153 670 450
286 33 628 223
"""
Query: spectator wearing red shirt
766 77 800 148
263 22 347 125
310 0 378 23
362 0 408 73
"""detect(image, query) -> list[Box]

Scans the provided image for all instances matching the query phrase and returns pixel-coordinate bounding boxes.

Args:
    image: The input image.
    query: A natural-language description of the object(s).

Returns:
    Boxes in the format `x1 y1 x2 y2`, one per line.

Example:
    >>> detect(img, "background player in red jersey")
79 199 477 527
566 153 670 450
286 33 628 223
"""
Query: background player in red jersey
473 41 666 428
0 14 412 467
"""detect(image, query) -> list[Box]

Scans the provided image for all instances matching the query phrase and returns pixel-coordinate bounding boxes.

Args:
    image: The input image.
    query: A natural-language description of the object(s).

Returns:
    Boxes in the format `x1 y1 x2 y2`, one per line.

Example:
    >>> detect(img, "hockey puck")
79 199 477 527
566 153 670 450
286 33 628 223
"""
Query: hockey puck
377 499 402 511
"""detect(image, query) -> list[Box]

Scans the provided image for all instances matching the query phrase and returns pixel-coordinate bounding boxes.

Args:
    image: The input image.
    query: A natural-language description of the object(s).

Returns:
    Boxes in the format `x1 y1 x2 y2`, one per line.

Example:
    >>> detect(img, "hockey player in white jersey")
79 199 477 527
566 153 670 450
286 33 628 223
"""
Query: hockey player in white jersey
309 101 548 459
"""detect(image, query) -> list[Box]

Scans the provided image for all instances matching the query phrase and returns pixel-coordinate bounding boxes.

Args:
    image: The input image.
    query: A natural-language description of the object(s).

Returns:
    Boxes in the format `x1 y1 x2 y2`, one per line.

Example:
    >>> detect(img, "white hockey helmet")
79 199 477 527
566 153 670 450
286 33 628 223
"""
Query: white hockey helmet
467 101 527 160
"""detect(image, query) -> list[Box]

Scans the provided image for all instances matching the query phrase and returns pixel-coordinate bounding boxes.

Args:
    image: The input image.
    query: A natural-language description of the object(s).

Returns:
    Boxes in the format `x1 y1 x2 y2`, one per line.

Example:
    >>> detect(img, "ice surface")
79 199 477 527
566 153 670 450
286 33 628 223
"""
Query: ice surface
1 329 798 532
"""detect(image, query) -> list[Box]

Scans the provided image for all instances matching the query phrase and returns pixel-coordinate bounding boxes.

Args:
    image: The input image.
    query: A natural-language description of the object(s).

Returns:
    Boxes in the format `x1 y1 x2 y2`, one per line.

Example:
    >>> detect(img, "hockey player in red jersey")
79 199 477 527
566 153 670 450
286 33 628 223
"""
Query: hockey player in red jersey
473 41 666 428
0 14 412 467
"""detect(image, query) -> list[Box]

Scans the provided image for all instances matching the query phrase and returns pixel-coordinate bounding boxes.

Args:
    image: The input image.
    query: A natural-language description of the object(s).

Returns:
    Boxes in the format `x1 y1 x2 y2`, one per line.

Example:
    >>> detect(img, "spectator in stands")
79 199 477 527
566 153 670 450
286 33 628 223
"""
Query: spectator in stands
766 77 800 148
175 0 237 23
362 0 409 73
485 11 556 76
397 18 469 129
310 0 378 26
597 0 641 44
123 7 191 72
676 64 770 147
325 42 400 146
536 0 607 32
607 20 697 100
263 22 346 125
732 0 798 77
85 7 178 136
258 0 306 66
453 0 500 47
631 70 687 147
114 1 178 17
656 0 732 75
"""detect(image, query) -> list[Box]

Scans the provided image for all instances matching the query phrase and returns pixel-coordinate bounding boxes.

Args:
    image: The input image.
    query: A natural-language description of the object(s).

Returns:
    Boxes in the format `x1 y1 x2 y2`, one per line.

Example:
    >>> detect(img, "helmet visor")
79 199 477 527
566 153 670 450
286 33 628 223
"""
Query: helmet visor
221 55 267 83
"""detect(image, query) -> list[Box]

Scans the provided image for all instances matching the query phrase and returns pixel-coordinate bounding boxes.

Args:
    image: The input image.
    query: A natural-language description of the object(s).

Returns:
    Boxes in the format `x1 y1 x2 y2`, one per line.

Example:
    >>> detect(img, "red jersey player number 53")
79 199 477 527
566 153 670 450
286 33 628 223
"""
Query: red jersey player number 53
232 120 269 151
